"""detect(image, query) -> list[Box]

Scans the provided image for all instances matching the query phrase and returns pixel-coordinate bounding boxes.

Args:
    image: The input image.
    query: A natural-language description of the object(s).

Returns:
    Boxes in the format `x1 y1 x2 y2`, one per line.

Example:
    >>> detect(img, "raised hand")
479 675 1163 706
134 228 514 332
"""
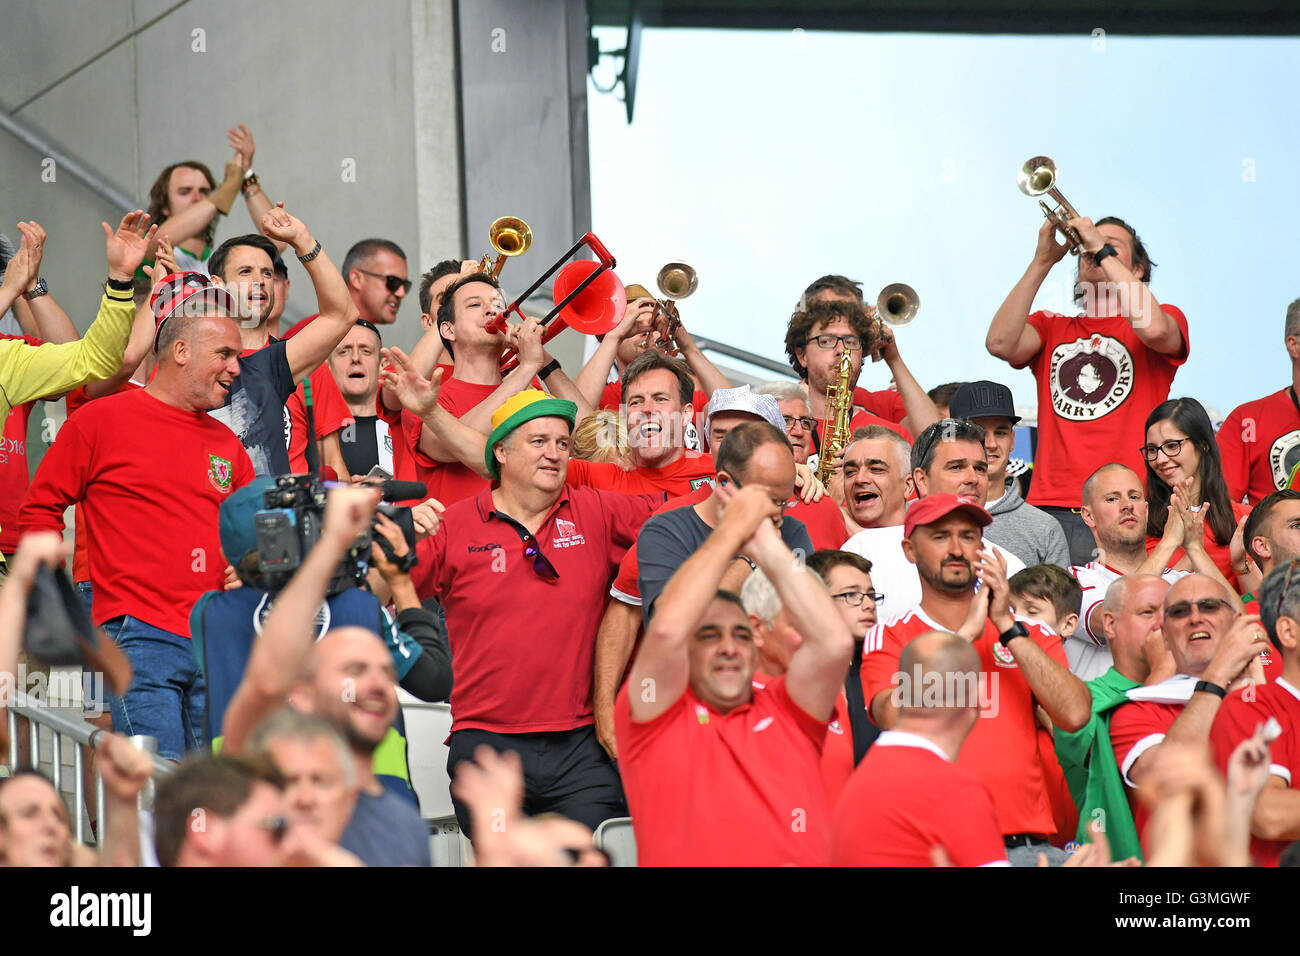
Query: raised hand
95 733 155 802
1032 217 1069 267
322 485 381 547
411 497 447 540
227 123 256 172
260 202 312 254
11 221 47 289
102 211 158 281
380 346 442 419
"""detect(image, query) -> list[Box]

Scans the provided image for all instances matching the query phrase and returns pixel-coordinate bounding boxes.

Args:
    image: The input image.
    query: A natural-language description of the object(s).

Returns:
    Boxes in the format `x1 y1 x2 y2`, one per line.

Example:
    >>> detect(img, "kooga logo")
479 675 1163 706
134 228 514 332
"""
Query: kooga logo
49 886 151 936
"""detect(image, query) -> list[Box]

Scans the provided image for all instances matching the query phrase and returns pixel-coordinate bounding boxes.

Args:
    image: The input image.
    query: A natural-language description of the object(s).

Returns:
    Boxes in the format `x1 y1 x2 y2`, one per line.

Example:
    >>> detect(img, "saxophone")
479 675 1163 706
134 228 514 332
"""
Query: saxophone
816 349 854 486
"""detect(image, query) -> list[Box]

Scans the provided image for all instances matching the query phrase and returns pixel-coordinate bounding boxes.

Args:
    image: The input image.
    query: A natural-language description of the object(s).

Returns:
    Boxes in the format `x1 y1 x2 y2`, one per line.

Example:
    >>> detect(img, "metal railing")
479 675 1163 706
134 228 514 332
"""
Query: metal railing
691 335 799 379
4 692 172 844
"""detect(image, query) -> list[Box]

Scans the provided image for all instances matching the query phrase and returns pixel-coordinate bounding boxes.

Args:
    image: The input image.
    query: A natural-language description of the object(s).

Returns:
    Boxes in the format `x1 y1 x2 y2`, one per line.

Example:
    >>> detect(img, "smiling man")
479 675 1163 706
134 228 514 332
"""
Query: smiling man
204 204 359 476
20 273 255 759
1108 573 1272 854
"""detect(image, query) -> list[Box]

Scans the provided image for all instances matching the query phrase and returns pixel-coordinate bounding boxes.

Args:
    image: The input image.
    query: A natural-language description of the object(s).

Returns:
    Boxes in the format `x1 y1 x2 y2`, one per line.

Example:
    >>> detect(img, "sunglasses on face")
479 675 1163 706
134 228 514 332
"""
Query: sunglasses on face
356 269 413 294
522 531 559 583
1164 597 1233 621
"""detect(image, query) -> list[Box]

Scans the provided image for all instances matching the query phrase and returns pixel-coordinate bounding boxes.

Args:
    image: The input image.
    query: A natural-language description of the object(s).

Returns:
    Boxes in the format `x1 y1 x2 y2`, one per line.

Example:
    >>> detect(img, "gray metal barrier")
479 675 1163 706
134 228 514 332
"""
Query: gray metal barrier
3 691 172 844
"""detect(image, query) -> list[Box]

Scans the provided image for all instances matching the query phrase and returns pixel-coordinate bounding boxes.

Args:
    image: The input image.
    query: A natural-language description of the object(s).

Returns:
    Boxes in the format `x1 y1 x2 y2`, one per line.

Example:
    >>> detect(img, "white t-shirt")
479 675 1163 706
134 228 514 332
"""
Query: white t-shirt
1067 561 1187 682
841 524 1026 618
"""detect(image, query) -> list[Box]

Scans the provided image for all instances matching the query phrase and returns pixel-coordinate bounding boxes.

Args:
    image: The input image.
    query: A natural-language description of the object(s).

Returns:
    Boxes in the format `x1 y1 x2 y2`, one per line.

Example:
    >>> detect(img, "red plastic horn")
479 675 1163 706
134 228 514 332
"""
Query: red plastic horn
551 260 626 334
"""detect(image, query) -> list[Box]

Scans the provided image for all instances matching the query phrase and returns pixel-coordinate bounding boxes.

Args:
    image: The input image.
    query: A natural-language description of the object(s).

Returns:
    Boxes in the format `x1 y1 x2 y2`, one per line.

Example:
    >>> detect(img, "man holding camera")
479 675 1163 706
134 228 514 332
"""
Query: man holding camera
191 476 452 806
20 272 255 761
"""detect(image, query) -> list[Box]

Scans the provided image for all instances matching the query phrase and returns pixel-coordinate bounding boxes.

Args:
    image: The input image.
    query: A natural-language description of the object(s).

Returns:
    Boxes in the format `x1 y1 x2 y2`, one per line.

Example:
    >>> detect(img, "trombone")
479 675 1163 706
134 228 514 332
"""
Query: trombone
867 283 919 362
651 261 697 355
1017 157 1084 255
477 215 532 279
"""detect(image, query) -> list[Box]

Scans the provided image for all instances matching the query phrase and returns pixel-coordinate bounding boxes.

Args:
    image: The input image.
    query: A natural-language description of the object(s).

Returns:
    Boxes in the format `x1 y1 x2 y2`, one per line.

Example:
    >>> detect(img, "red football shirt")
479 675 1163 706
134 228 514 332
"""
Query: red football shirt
1015 306 1190 507
862 607 1067 836
20 388 255 635
831 731 1009 866
615 675 832 866
1217 388 1300 505
0 400 35 553
820 691 856 812
566 452 715 497
853 386 906 424
1209 676 1300 866
1109 694 1185 850
400 374 499 509
413 484 658 733
786 494 849 550
64 382 145 583
286 364 354 473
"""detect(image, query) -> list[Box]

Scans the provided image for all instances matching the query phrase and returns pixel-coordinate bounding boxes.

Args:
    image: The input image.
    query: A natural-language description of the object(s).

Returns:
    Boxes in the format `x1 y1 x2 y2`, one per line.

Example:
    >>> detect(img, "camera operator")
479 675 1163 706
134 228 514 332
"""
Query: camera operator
213 485 433 865
191 477 451 810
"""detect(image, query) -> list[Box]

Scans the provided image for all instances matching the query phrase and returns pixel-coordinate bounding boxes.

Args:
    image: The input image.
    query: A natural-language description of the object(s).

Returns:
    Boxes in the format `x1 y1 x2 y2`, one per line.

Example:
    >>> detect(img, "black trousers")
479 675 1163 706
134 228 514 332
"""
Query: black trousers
447 725 627 835
1038 506 1099 568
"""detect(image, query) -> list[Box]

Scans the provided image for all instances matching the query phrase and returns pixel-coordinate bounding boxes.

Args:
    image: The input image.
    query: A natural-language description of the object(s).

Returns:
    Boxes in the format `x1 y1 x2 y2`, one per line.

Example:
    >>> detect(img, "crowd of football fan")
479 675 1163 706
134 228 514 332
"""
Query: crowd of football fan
1 125 1298 868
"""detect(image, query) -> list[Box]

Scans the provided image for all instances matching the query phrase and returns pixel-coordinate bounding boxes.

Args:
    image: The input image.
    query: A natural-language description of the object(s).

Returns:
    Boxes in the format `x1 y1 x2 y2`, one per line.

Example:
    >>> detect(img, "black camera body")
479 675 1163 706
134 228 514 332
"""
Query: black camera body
254 474 418 595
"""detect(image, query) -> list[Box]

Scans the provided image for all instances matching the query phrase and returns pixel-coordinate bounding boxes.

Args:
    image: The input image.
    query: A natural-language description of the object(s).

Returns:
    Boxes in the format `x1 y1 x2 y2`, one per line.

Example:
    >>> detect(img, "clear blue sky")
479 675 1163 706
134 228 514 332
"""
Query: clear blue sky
589 27 1300 420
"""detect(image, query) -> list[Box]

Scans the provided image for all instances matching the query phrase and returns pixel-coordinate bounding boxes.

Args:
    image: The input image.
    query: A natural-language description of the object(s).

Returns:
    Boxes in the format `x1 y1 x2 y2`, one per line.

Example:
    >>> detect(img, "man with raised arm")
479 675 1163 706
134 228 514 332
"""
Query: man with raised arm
615 483 853 866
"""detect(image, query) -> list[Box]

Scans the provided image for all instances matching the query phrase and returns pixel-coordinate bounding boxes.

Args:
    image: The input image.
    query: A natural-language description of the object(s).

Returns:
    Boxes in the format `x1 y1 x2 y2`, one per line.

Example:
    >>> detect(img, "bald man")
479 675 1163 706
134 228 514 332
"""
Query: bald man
833 631 1008 866
1108 573 1271 854
1070 463 1191 678
1054 574 1174 861
221 486 430 866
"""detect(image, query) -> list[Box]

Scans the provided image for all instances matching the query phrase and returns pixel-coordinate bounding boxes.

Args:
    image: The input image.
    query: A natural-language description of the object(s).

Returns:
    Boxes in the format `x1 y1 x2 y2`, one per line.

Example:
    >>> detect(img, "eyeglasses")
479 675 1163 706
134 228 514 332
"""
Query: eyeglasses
1164 597 1234 621
522 531 559 583
832 590 884 608
782 415 817 433
253 815 290 844
1139 438 1192 462
807 334 862 352
355 269 412 295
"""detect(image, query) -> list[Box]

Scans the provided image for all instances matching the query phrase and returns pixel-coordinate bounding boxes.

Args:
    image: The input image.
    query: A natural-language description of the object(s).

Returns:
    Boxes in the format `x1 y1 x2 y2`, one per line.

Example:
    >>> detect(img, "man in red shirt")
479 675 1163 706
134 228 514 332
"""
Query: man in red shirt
986 216 1189 566
20 274 256 760
400 272 588 507
784 281 938 457
1209 559 1300 865
834 631 1008 866
412 390 660 832
616 482 853 866
1109 573 1271 853
862 494 1091 864
1217 299 1300 504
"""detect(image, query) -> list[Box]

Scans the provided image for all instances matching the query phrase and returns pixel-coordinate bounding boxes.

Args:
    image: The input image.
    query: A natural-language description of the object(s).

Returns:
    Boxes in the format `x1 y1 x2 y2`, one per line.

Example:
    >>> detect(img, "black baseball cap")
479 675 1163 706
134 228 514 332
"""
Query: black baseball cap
949 380 1021 425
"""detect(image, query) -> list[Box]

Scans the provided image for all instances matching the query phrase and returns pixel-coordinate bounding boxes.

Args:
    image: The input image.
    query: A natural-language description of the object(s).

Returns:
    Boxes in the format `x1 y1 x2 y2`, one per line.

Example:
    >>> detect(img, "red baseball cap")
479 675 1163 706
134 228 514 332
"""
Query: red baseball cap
148 271 238 353
903 493 993 539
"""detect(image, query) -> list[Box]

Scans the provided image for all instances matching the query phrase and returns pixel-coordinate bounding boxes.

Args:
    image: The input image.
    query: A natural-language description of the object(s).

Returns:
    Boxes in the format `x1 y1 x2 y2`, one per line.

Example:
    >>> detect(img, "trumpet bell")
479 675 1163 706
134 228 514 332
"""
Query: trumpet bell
657 261 698 300
877 283 920 327
1018 156 1058 197
489 216 532 258
553 260 627 334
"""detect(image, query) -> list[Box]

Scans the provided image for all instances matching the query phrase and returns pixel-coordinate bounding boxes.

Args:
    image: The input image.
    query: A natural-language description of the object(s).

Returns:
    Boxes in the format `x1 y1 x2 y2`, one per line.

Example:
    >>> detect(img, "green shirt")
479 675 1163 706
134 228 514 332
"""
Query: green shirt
1054 667 1144 861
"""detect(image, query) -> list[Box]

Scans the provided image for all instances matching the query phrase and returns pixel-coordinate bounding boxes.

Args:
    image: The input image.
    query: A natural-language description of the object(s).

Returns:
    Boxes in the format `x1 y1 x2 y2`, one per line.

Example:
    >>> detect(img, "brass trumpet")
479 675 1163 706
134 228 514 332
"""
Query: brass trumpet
477 215 533 279
1018 157 1084 255
652 261 697 355
867 283 919 362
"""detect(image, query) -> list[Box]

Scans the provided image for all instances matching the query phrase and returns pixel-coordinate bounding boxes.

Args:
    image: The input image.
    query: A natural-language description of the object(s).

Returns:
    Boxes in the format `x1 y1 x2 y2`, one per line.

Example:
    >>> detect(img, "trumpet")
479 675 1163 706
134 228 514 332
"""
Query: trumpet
651 261 698 355
477 216 532 279
1017 157 1084 255
867 283 919 362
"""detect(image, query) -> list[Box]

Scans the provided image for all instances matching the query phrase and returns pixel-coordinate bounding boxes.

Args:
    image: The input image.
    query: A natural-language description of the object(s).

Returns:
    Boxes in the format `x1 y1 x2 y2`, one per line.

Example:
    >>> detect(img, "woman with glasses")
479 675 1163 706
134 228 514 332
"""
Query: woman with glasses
1142 397 1252 588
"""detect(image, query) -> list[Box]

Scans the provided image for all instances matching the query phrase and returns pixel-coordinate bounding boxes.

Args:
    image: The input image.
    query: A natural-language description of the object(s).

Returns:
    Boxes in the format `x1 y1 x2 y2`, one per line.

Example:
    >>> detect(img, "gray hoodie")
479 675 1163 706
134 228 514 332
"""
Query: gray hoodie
984 477 1071 569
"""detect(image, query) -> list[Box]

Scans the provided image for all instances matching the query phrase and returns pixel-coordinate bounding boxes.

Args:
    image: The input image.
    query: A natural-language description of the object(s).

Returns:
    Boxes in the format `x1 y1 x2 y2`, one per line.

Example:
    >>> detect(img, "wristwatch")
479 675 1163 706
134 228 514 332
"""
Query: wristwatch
1090 243 1118 266
998 621 1029 647
241 172 260 194
23 277 48 300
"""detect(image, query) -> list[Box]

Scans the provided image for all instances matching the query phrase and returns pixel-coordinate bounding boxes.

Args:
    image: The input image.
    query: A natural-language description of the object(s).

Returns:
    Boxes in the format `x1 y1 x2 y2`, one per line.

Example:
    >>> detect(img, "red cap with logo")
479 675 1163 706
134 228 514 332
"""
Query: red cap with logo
903 493 992 539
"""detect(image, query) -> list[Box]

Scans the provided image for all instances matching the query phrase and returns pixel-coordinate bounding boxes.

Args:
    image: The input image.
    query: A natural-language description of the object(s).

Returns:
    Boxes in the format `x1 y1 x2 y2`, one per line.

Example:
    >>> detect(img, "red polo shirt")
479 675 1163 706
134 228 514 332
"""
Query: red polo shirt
615 675 832 866
414 484 660 733
862 607 1066 837
566 452 715 497
832 731 1008 866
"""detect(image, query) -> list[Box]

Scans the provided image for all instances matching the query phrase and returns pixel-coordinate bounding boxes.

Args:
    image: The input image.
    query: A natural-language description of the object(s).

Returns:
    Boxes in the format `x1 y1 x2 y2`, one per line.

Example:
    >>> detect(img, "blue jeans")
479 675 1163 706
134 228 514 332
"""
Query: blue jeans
101 615 206 761
75 580 93 620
